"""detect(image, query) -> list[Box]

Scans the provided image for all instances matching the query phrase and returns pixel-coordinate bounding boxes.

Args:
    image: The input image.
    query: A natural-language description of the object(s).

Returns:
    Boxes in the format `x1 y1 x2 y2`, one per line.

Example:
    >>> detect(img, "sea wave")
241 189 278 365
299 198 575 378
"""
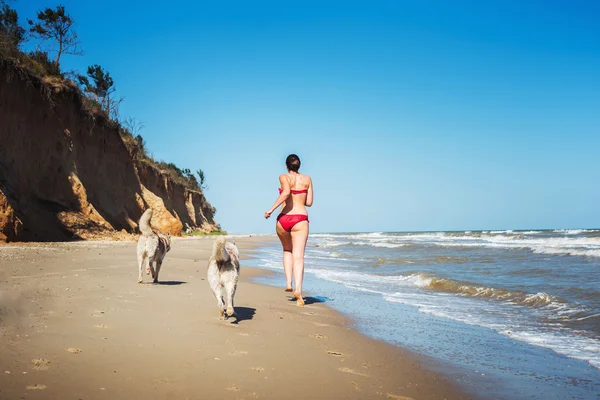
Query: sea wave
251 240 600 372
312 232 385 239
310 269 589 318
316 241 408 249
308 267 600 368
383 293 600 369
311 231 600 258
407 273 586 316
552 229 599 234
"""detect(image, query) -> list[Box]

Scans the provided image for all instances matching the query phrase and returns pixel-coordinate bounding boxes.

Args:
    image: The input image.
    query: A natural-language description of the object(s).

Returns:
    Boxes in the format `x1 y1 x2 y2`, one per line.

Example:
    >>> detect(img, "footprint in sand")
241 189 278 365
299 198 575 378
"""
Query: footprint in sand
31 359 50 371
327 350 344 357
251 367 264 372
309 333 328 339
66 348 82 354
25 384 47 390
338 367 369 377
228 350 248 356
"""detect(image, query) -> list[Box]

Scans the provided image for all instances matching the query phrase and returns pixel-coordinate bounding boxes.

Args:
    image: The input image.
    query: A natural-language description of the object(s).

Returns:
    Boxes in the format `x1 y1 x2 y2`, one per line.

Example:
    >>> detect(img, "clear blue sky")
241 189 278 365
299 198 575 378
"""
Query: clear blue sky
16 0 600 233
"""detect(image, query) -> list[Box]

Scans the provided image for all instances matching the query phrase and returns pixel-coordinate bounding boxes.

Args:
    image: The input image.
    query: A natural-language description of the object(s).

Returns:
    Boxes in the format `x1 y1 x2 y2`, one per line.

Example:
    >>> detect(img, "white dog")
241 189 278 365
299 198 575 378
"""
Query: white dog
207 237 240 319
137 208 171 284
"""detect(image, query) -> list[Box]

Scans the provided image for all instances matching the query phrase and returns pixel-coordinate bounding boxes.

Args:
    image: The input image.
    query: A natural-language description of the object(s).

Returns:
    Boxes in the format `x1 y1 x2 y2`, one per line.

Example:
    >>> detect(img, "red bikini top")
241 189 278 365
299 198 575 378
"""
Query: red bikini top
279 188 308 195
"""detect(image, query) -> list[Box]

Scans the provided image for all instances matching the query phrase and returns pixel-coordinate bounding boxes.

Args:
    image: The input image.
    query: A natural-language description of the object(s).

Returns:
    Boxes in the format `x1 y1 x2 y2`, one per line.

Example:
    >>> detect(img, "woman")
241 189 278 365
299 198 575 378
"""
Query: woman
264 154 313 306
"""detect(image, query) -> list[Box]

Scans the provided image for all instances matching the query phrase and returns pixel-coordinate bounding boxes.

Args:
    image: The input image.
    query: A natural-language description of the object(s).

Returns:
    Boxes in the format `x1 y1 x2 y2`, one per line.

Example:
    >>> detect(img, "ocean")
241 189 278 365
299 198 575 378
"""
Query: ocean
245 229 600 399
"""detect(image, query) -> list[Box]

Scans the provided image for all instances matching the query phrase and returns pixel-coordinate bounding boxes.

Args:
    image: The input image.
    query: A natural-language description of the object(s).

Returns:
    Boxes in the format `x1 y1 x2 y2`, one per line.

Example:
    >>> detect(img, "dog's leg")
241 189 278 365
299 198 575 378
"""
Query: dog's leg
214 285 226 319
224 279 237 318
154 260 162 283
138 254 145 283
148 261 156 281
208 266 225 319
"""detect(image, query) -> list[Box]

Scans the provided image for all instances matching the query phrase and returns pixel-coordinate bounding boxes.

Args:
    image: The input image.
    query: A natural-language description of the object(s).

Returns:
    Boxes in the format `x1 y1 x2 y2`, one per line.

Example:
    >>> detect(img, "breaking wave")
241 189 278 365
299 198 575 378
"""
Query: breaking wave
407 273 585 316
314 230 600 258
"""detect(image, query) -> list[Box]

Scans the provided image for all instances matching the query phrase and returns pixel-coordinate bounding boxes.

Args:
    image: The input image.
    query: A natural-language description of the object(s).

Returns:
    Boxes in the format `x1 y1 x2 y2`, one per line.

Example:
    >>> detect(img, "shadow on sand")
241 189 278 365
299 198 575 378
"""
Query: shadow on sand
231 307 256 324
287 295 330 305
305 296 329 304
156 281 187 286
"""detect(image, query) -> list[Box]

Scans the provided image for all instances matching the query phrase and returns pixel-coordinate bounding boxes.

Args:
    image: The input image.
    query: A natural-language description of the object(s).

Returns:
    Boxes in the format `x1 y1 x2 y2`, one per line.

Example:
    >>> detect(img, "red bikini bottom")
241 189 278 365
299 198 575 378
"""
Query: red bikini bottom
277 214 309 232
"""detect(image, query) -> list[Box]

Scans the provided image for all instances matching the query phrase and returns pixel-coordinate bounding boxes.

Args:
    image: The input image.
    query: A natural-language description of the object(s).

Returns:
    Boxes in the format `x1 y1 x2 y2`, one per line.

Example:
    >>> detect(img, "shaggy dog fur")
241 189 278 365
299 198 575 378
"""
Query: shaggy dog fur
207 237 240 319
137 208 171 284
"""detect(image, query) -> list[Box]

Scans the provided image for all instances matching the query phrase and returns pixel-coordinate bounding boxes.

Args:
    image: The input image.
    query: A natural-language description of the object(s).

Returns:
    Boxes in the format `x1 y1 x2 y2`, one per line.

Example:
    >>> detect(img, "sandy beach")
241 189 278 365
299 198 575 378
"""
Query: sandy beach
0 236 469 400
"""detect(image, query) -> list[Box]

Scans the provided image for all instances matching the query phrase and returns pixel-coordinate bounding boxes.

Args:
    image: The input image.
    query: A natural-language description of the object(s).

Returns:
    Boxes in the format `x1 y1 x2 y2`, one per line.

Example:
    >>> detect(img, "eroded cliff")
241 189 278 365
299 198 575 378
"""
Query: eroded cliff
0 58 218 242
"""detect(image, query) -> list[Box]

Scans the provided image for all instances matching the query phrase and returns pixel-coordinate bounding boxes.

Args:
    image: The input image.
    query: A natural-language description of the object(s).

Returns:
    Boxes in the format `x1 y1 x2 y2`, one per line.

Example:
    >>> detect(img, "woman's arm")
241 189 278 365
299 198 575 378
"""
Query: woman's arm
264 175 291 219
305 177 313 207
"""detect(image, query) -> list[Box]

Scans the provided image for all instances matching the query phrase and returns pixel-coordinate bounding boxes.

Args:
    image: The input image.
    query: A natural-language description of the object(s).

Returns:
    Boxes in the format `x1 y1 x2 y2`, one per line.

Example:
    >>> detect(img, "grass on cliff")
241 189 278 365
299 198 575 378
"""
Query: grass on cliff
183 229 228 237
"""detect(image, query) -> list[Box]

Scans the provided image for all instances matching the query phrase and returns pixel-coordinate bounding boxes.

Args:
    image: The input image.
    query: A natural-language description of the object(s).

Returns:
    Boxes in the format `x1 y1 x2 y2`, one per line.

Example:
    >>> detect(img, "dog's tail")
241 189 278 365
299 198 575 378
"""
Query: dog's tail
212 236 230 265
138 208 154 236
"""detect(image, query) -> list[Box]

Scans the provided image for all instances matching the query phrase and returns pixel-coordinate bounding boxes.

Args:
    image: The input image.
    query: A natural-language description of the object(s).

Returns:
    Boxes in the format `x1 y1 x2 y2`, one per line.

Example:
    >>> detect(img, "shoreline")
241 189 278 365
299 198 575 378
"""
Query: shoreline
249 232 600 400
0 236 470 399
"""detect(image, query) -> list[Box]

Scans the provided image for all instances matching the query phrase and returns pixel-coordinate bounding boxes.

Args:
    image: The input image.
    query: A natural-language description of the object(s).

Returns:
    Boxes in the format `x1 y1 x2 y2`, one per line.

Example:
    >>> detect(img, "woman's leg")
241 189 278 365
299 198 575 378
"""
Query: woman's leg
290 221 309 306
276 222 293 291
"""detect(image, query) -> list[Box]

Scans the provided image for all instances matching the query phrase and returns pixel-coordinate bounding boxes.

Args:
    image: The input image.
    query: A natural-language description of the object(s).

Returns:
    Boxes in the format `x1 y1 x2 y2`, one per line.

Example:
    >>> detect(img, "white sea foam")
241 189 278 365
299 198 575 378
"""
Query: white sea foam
317 241 351 248
501 331 600 369
254 231 600 372
368 243 408 248
314 231 600 258
312 232 385 239
383 291 600 369
530 247 600 258
309 269 588 317
312 235 600 258
302 263 600 369
552 229 596 235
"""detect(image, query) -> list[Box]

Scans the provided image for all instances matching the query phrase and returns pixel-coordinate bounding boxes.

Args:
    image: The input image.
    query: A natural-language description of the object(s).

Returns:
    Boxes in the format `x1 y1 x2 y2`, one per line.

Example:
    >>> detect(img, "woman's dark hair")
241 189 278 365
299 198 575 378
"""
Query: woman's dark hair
286 154 301 172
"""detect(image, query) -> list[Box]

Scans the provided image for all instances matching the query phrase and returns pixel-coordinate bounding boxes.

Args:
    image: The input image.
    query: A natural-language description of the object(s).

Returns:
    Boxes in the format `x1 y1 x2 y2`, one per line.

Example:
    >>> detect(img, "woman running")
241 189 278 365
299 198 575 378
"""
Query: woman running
264 154 313 306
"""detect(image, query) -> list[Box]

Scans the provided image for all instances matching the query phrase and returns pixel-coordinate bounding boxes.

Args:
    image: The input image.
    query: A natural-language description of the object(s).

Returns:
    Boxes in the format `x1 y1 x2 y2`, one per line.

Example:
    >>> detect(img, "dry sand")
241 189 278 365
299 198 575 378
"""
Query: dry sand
0 236 470 400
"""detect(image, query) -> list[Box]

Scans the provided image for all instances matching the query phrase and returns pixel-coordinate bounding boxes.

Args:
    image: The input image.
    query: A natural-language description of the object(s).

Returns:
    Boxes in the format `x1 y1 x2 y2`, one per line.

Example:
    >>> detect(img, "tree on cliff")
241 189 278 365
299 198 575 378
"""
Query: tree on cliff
196 169 207 190
122 117 148 161
0 2 25 55
182 169 200 190
77 64 123 121
27 5 81 69
123 117 145 136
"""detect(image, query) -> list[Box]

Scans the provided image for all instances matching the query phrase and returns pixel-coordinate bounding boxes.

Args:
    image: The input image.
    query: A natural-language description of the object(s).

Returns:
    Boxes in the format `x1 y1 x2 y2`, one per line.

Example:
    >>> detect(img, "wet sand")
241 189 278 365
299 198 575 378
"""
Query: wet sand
0 236 470 399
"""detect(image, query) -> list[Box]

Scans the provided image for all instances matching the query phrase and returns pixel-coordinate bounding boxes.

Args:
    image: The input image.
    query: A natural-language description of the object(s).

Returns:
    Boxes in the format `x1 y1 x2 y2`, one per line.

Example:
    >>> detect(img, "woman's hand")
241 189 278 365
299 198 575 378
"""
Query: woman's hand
264 210 273 219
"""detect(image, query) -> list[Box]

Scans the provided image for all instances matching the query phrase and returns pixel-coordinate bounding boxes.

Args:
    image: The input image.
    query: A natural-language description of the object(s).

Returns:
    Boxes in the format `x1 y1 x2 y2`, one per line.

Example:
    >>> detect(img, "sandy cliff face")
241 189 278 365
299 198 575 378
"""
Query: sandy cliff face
0 60 218 242
137 164 216 233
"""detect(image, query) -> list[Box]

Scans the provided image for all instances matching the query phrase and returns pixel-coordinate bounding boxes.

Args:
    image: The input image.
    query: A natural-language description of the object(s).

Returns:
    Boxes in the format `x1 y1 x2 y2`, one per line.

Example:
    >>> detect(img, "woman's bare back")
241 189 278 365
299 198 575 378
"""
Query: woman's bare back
280 172 313 215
